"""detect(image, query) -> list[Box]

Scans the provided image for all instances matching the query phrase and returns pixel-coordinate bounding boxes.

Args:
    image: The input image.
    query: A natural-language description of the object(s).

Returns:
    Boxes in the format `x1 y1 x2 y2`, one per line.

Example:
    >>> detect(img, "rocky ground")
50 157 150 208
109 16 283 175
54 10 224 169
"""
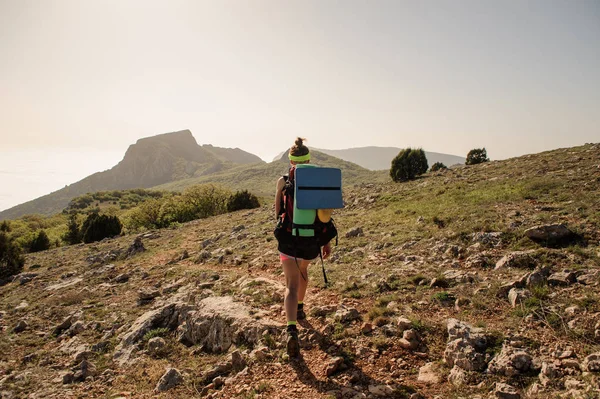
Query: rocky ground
1 143 600 399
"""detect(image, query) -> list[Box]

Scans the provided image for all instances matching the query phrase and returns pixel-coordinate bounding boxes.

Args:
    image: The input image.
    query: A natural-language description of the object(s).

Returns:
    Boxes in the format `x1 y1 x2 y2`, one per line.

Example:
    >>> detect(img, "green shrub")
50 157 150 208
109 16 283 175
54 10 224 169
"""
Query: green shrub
62 213 81 245
430 162 447 172
143 327 170 342
432 291 454 302
182 184 230 219
81 213 122 243
227 190 260 212
29 230 51 252
0 221 10 232
390 148 428 182
466 148 489 165
126 198 166 230
0 231 25 281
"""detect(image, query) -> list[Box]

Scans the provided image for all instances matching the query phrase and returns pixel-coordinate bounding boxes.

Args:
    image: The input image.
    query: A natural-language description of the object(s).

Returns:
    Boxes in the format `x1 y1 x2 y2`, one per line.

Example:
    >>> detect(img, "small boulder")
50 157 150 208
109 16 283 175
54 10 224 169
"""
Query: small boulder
68 321 85 336
472 231 503 246
525 224 576 246
464 254 491 269
230 350 246 372
16 273 38 285
582 353 600 372
126 237 145 258
138 289 160 305
418 362 442 384
430 278 449 288
52 312 80 336
508 288 531 308
62 372 75 384
155 368 183 392
334 307 361 324
399 330 420 351
345 227 363 238
368 384 394 397
488 344 534 376
148 337 167 357
232 225 245 233
526 266 552 287
397 317 412 332
73 350 92 364
72 359 97 382
12 320 28 333
114 273 130 283
196 250 211 263
494 382 520 399
326 357 344 377
495 251 536 270
446 365 463 387
360 323 373 334
548 270 577 286
203 362 232 382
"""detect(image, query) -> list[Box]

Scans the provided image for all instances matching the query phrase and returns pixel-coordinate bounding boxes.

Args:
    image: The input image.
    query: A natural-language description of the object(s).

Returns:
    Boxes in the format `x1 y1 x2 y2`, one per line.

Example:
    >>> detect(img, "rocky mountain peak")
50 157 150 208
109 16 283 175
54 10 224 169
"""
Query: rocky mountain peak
121 129 210 165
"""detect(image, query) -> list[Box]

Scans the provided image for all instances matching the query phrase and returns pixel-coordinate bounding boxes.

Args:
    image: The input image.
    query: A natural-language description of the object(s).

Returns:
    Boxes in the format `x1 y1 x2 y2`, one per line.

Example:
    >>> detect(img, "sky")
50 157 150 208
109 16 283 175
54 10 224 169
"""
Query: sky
1 0 599 212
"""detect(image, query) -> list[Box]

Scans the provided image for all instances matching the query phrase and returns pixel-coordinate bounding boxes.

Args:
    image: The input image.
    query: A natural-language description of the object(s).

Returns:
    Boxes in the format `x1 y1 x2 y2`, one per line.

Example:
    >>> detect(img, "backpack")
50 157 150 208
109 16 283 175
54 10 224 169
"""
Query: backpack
276 166 338 247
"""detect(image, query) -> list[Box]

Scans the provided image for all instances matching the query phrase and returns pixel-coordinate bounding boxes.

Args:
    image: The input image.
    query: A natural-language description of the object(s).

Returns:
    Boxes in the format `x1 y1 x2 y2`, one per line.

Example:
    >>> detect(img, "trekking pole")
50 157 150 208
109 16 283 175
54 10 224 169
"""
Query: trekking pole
319 250 328 287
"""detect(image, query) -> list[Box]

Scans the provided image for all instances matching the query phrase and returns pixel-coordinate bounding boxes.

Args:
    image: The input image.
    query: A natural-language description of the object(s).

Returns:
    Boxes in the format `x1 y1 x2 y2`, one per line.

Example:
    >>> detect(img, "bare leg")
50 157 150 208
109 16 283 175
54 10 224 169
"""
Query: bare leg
281 258 301 323
297 259 311 303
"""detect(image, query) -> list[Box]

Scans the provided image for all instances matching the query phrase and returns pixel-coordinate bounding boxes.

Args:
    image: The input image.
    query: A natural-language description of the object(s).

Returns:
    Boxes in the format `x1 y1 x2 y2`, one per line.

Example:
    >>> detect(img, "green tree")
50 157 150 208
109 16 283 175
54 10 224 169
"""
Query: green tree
81 213 122 243
62 213 81 245
126 198 166 230
390 148 429 182
29 230 51 252
0 221 10 232
0 231 25 281
227 190 260 212
430 162 447 172
181 184 231 219
466 148 489 165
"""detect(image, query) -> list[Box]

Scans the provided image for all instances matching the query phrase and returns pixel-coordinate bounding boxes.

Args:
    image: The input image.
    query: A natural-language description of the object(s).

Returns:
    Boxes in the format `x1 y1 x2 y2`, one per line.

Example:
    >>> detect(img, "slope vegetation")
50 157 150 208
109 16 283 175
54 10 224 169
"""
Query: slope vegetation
1 143 599 399
156 150 387 196
0 131 263 220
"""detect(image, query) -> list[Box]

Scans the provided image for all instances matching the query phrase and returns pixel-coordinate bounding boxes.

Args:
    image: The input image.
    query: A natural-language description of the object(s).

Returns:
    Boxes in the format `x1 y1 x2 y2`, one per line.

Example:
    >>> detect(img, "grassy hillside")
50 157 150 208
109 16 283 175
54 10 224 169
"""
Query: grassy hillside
155 150 388 196
314 147 466 170
1 143 599 399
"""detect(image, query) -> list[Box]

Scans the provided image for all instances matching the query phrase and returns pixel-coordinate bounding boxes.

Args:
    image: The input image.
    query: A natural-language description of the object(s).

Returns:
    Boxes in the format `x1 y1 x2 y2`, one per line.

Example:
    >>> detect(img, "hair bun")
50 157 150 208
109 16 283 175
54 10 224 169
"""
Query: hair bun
295 137 306 147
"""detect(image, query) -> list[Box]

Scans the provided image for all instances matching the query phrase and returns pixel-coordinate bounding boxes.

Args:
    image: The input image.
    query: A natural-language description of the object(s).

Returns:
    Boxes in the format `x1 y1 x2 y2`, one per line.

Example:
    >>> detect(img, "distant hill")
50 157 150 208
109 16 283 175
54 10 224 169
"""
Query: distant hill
0 131 384 220
274 146 465 170
0 130 264 220
200 144 262 164
155 150 387 196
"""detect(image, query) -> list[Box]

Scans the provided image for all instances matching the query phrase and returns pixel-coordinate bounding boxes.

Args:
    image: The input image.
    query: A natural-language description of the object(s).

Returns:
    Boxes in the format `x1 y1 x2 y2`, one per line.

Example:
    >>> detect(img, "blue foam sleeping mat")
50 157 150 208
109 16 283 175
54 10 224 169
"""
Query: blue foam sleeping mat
295 167 344 210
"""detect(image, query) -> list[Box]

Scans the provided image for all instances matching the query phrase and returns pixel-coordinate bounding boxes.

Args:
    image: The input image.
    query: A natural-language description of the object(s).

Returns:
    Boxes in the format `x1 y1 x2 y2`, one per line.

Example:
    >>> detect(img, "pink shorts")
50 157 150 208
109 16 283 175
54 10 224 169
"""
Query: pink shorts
279 252 316 262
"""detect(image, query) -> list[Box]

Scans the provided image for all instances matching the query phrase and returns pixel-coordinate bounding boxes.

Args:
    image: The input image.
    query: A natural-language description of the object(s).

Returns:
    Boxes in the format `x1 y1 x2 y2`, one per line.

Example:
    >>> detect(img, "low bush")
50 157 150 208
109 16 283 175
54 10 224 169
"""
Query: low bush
390 148 429 182
0 231 25 281
29 230 51 252
81 213 122 243
227 190 260 212
430 162 447 172
466 148 489 165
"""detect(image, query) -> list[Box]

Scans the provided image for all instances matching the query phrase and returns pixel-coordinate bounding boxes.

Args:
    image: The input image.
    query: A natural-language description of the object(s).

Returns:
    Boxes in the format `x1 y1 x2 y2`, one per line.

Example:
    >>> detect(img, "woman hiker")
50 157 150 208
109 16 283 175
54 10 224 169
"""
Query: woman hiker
274 137 332 358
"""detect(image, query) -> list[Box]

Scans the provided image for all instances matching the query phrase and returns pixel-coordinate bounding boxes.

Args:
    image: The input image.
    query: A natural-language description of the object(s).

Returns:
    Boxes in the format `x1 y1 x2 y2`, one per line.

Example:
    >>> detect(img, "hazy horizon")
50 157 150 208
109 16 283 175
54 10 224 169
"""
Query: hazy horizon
0 134 472 212
1 0 599 212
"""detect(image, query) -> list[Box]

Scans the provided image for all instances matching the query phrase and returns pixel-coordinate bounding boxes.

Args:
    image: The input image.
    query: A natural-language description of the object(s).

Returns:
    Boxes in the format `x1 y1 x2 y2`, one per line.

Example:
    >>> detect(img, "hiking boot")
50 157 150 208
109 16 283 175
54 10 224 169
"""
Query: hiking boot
286 330 300 358
297 308 306 321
